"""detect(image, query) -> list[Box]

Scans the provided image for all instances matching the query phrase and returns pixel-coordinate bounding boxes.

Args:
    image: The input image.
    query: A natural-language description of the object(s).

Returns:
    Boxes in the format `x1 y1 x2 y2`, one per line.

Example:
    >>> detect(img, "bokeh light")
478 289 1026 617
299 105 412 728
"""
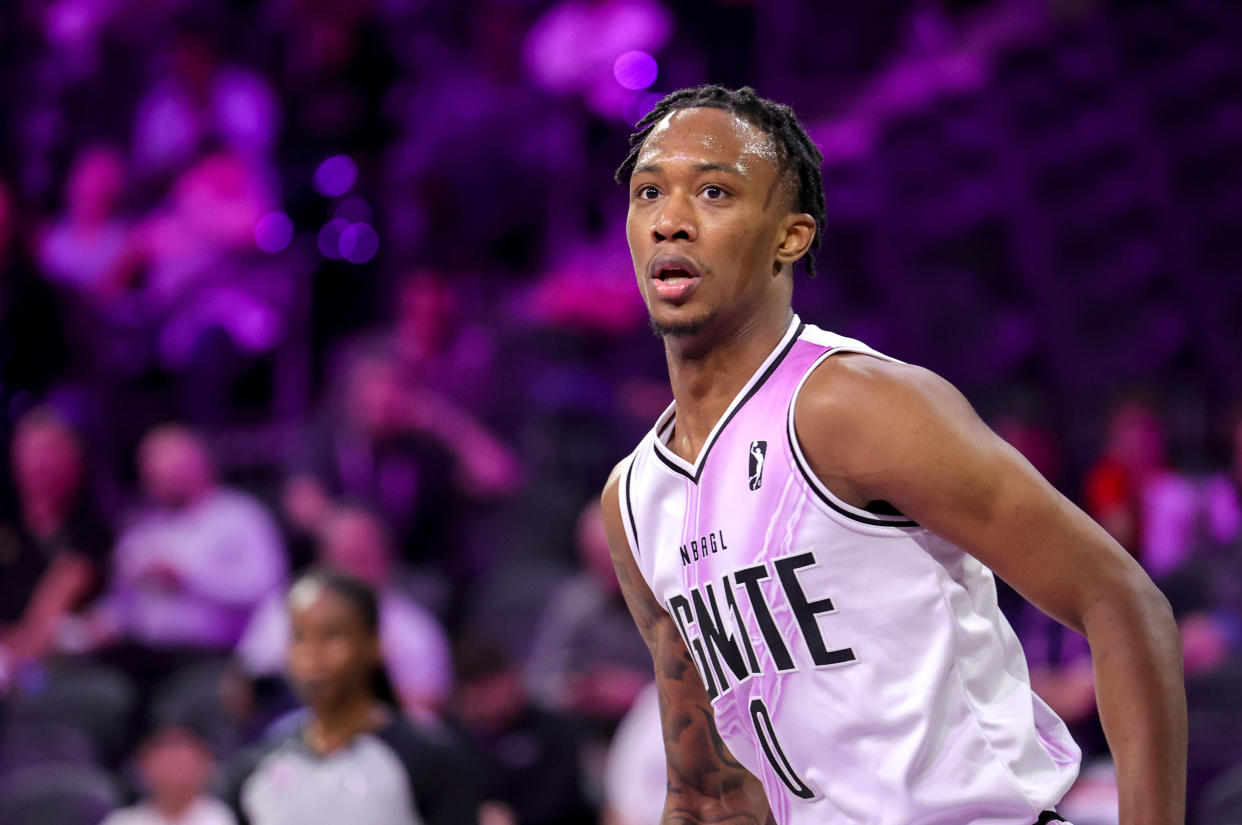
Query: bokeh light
339 222 379 264
253 211 293 253
313 155 358 198
317 218 351 259
613 50 658 91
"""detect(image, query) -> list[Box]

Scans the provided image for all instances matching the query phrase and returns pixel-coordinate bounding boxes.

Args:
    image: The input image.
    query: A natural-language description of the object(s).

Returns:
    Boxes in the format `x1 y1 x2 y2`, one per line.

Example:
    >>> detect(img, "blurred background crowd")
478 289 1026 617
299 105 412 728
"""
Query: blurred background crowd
1 0 1241 823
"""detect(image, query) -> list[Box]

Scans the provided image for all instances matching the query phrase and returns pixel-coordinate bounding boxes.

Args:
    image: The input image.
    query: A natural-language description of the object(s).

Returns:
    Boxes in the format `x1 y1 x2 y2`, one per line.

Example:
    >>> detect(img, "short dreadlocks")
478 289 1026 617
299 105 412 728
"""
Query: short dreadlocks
615 85 826 278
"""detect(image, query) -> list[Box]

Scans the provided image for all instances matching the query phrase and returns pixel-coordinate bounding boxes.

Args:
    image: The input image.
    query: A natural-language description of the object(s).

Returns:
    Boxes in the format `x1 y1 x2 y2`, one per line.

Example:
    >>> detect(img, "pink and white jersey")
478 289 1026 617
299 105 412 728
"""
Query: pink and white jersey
616 316 1080 825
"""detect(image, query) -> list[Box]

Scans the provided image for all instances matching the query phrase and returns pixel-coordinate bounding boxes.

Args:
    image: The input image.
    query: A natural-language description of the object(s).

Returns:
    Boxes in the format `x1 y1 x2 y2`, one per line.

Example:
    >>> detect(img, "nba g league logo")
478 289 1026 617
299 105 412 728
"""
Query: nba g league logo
749 441 767 490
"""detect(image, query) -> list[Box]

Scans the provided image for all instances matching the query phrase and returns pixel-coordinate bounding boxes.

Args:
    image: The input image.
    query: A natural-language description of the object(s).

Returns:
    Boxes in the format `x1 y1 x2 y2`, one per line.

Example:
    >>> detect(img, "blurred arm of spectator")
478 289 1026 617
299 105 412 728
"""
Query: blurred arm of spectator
4 552 94 662
171 493 287 608
401 388 523 497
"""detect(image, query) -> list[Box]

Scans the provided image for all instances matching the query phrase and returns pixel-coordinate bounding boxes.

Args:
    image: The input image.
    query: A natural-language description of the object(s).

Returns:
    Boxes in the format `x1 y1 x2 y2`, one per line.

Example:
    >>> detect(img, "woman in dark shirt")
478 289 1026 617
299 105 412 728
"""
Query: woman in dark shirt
0 407 109 667
225 570 478 825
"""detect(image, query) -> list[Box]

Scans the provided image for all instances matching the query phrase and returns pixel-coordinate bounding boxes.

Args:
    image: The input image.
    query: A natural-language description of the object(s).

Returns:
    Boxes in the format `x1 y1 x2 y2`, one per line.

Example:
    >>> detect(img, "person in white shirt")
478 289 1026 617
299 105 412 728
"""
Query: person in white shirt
95 425 287 652
100 722 236 825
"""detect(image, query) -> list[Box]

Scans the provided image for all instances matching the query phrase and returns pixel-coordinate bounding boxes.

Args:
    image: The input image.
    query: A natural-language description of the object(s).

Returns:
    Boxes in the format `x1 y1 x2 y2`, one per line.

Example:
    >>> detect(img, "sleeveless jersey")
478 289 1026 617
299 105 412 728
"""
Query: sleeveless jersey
616 316 1080 825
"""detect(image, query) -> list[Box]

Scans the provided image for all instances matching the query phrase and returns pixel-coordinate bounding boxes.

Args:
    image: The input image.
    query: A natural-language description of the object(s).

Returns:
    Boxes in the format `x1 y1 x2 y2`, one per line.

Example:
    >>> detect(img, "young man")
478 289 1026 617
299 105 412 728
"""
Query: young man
601 85 1185 825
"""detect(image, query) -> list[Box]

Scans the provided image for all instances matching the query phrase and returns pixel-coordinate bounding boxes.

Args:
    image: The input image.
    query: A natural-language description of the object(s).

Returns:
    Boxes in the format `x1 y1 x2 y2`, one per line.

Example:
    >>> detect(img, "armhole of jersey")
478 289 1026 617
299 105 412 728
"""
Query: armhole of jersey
787 348 921 531
616 451 643 563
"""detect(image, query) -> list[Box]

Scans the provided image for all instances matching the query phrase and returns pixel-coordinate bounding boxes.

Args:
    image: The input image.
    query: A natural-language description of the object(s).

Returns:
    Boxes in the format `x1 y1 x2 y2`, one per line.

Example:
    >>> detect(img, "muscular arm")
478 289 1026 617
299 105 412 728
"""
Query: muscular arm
602 466 773 825
795 355 1186 825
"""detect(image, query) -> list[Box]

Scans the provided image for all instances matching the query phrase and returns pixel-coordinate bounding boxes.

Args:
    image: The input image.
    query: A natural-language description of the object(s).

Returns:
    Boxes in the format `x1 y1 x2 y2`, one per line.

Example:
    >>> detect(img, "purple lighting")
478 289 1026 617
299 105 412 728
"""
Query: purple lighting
254 211 293 253
623 91 665 125
313 155 358 198
317 218 351 259
335 196 373 223
339 222 379 264
613 50 658 91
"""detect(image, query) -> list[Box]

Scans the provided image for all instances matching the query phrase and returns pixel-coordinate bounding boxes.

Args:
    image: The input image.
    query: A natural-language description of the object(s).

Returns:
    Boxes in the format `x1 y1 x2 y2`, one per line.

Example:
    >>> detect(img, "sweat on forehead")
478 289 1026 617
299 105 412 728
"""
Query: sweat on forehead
635 107 798 205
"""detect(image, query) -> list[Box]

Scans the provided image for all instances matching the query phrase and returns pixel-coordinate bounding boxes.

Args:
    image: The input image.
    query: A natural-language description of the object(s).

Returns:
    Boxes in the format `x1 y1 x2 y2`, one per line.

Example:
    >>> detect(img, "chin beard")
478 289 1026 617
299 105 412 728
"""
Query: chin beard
649 310 716 339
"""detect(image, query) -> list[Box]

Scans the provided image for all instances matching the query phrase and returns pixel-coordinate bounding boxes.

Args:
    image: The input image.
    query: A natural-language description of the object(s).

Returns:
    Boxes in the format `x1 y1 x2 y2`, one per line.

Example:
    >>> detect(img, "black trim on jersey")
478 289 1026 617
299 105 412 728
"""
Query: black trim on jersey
623 459 641 561
863 499 903 516
1035 812 1066 825
657 415 674 438
653 322 805 484
785 411 920 528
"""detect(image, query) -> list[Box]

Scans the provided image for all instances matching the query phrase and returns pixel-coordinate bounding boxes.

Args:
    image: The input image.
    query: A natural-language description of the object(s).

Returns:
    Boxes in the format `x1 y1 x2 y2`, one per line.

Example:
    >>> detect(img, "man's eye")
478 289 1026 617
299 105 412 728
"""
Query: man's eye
703 185 725 199
637 185 659 199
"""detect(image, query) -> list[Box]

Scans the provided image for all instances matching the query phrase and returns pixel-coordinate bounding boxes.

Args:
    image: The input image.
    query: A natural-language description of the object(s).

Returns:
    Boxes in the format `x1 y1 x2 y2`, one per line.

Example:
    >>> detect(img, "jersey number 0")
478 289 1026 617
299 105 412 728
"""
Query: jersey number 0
749 697 816 800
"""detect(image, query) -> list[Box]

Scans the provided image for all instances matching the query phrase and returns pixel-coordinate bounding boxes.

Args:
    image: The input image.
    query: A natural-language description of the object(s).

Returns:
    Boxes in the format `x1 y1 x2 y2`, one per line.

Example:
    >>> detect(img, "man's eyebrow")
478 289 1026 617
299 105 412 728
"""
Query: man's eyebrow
631 161 747 177
695 162 745 177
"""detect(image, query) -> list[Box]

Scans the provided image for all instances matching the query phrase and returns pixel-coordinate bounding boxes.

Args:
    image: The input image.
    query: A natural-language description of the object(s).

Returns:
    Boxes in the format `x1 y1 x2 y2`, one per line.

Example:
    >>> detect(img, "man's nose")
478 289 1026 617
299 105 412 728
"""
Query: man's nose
652 195 697 243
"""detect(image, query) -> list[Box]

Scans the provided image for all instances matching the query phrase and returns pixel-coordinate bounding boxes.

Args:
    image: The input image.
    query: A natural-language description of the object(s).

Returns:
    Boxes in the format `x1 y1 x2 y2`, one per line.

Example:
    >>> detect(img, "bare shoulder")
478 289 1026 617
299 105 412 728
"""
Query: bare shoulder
794 353 985 495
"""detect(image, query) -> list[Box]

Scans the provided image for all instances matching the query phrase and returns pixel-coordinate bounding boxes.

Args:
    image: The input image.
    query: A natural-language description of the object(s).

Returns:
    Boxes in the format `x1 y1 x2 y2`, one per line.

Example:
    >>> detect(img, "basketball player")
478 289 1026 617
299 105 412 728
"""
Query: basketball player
601 86 1185 825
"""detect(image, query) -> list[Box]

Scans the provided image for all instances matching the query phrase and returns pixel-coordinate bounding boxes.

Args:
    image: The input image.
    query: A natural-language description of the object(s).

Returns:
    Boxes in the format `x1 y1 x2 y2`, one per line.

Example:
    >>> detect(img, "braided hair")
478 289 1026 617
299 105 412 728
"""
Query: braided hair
615 85 826 277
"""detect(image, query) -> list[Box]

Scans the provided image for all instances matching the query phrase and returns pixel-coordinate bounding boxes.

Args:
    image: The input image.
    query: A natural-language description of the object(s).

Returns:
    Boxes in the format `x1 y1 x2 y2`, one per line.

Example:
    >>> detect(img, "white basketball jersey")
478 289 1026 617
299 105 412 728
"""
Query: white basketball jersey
616 316 1080 825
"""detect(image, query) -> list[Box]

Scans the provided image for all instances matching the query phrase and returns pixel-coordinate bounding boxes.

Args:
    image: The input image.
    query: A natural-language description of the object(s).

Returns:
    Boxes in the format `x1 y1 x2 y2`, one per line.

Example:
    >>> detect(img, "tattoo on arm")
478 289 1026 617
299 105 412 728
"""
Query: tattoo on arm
604 493 772 825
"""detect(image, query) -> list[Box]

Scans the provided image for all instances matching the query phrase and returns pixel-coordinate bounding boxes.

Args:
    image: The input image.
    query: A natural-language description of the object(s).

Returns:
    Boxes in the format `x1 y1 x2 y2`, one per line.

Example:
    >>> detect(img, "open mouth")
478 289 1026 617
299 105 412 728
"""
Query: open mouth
655 267 695 283
650 259 703 303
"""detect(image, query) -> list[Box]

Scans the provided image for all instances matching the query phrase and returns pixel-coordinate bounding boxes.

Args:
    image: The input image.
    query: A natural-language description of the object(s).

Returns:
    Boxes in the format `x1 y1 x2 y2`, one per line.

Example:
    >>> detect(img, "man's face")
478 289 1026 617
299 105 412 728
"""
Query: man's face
625 106 793 340
139 429 213 508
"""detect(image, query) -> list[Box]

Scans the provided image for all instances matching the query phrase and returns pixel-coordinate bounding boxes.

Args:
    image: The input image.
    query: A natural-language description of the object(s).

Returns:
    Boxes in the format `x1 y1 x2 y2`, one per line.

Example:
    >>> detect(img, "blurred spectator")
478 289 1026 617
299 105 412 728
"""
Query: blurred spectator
1089 396 1242 579
283 340 521 583
92 425 286 658
224 571 477 825
1083 395 1205 575
0 407 110 678
451 636 592 825
100 722 236 825
525 499 649 719
391 269 502 421
38 144 138 298
236 503 452 718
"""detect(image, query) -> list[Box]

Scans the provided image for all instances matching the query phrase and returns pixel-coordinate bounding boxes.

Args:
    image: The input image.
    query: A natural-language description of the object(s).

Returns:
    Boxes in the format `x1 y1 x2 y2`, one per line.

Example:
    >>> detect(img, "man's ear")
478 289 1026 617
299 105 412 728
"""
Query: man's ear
775 213 817 271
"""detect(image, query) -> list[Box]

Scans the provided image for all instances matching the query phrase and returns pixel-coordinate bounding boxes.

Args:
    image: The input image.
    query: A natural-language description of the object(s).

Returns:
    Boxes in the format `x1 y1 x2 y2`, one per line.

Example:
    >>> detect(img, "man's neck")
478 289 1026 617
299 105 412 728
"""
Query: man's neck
663 305 794 464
